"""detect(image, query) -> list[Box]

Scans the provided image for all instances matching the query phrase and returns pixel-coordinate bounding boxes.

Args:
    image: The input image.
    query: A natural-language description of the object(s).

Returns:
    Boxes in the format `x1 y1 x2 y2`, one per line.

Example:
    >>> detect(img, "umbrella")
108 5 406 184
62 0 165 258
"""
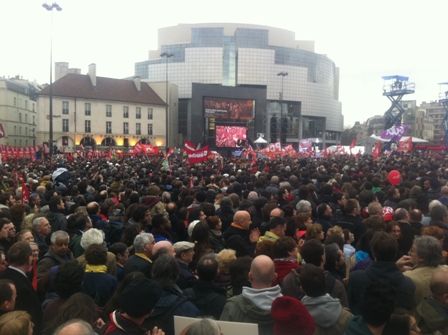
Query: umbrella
254 136 268 144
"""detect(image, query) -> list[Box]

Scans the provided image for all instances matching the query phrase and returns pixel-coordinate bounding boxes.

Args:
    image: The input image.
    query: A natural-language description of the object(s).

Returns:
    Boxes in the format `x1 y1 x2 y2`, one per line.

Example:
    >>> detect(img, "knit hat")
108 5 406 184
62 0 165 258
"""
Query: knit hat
383 206 394 222
271 296 315 335
118 278 161 318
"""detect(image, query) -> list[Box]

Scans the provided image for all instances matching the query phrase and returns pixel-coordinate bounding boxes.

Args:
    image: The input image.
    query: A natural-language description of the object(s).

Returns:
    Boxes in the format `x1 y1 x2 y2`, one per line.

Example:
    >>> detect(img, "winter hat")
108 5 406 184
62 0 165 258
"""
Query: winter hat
187 220 200 238
383 206 394 222
271 296 315 335
118 278 161 318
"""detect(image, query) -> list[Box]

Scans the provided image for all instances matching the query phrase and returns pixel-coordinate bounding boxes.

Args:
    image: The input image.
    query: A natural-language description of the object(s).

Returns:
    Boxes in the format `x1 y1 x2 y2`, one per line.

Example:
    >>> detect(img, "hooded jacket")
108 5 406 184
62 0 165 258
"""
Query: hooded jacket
220 285 282 335
301 294 352 335
348 261 415 315
104 311 146 335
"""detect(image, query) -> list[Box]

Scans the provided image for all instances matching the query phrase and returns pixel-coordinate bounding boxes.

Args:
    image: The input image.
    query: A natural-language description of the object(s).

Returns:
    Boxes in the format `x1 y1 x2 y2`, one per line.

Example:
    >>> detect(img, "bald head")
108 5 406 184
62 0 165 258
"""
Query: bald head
430 266 448 304
270 208 284 218
249 255 276 288
152 240 175 259
233 210 251 230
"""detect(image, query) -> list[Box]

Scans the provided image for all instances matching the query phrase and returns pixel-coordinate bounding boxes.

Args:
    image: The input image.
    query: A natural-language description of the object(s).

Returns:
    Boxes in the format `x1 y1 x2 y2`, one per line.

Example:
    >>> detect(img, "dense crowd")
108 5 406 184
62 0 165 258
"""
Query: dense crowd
0 151 447 335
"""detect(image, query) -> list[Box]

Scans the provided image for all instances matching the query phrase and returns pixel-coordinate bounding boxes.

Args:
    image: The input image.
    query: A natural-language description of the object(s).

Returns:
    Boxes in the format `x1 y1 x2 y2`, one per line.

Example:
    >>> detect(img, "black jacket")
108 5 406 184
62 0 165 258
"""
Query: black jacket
223 225 254 257
184 280 227 319
347 261 415 315
124 254 152 278
0 267 42 335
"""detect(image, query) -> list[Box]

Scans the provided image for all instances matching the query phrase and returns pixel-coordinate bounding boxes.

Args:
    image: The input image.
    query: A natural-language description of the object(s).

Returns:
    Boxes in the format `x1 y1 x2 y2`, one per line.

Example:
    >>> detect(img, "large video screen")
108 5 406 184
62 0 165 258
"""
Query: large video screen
204 97 255 120
215 126 247 148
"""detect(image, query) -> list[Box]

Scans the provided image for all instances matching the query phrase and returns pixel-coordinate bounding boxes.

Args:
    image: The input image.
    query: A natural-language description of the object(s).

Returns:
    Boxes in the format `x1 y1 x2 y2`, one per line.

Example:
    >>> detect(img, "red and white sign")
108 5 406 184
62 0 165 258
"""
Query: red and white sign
187 146 209 164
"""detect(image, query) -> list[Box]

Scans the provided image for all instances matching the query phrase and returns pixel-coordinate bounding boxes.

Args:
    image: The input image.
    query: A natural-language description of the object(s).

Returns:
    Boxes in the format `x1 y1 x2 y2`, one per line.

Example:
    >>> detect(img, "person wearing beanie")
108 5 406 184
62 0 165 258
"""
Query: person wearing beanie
220 255 282 335
104 277 163 335
300 264 352 335
271 296 315 335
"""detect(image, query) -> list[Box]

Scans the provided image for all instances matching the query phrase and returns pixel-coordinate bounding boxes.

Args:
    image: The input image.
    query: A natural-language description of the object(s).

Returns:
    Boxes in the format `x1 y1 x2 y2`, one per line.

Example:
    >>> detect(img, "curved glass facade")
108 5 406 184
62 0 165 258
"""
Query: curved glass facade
135 23 343 144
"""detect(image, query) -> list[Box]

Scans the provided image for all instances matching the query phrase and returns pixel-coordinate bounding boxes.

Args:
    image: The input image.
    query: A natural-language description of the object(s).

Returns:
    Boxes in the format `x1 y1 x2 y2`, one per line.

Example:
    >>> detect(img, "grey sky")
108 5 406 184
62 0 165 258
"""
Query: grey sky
1 0 447 127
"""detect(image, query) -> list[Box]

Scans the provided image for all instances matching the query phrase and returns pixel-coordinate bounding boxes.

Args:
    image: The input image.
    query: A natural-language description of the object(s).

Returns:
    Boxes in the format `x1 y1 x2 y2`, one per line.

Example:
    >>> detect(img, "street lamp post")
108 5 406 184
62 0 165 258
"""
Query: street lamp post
43 2 62 158
161 52 173 148
277 71 288 148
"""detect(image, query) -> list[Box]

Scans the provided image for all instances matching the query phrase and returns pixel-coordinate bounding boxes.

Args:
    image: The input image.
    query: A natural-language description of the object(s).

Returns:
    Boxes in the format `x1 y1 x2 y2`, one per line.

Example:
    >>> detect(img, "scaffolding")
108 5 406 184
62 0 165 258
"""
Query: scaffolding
382 75 415 130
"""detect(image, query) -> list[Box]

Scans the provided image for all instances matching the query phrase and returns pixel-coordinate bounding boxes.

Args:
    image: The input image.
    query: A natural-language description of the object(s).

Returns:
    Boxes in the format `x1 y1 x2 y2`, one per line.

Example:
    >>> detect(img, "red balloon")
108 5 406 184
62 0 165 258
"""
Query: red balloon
388 170 401 186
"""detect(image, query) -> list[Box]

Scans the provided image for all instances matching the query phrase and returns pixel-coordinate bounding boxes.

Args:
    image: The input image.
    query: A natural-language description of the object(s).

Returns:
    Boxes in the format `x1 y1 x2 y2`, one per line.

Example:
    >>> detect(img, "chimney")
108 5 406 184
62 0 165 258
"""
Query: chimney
88 63 96 86
55 62 69 81
134 77 141 91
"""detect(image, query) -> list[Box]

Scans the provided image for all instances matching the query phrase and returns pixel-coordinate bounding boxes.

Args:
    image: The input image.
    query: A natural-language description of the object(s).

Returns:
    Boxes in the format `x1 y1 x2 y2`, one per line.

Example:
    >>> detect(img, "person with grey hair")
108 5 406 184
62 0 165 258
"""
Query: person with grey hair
181 318 221 335
32 216 52 258
37 230 73 287
53 319 96 335
124 232 154 278
296 199 312 215
77 228 117 276
404 235 445 306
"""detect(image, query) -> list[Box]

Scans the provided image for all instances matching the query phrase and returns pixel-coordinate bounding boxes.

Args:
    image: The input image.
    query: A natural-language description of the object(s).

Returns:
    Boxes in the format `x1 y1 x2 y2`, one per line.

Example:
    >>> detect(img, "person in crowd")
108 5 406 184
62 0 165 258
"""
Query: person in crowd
214 248 237 293
272 236 299 285
180 318 221 335
66 212 92 258
0 241 42 334
315 203 334 233
53 320 96 335
0 311 34 335
173 241 197 289
207 216 224 253
17 229 34 244
0 279 16 317
183 254 226 319
108 242 129 282
31 216 52 259
348 231 415 315
271 295 315 335
82 244 117 307
416 266 448 334
78 228 117 275
46 195 68 232
300 263 352 335
146 253 199 335
223 210 259 257
220 255 282 335
0 217 16 253
152 240 176 259
404 235 444 306
256 216 286 258
124 232 154 278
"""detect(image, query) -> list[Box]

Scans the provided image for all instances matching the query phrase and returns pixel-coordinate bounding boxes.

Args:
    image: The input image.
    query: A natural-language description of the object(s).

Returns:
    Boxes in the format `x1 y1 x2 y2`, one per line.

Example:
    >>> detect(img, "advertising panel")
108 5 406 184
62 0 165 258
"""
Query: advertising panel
204 97 255 120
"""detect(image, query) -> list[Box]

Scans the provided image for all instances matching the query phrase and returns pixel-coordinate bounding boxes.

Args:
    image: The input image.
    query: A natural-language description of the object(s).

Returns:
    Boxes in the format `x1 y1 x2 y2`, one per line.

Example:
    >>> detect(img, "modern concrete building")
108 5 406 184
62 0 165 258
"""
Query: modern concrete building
37 64 167 150
135 23 343 148
420 101 445 143
0 77 39 147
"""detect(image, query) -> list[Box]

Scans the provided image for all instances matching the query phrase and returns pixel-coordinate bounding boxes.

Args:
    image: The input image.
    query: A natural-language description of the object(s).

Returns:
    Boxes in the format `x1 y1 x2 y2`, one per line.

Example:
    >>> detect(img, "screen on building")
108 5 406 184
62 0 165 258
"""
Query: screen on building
215 125 247 147
204 97 255 120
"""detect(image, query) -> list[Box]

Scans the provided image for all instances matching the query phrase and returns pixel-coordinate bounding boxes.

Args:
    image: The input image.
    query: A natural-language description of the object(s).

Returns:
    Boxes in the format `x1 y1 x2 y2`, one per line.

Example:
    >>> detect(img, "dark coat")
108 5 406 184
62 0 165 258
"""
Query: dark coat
223 225 254 257
82 272 117 307
104 310 146 335
176 260 196 290
347 261 415 315
124 254 152 278
0 268 42 335
184 280 227 319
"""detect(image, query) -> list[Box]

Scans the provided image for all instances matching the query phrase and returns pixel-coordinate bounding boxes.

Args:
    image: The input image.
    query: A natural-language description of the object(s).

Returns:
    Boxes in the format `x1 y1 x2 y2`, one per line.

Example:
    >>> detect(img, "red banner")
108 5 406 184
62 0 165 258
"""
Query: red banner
187 146 209 164
133 143 159 156
183 140 197 153
398 137 413 153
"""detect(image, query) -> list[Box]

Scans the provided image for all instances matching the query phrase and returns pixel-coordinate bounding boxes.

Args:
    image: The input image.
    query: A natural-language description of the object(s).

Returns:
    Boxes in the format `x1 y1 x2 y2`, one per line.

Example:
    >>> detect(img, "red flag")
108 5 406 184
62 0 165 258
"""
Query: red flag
372 141 382 159
350 138 356 149
184 140 196 153
187 146 209 164
22 180 30 204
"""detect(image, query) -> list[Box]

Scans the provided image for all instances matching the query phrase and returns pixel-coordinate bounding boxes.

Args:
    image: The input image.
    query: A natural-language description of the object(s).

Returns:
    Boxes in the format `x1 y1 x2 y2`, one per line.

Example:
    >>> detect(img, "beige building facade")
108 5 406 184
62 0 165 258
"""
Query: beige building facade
0 77 38 147
37 65 167 151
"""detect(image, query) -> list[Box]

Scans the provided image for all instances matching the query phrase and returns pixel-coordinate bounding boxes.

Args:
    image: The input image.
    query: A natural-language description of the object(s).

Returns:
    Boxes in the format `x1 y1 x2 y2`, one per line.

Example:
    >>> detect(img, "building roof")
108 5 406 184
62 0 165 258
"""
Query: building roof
39 73 165 106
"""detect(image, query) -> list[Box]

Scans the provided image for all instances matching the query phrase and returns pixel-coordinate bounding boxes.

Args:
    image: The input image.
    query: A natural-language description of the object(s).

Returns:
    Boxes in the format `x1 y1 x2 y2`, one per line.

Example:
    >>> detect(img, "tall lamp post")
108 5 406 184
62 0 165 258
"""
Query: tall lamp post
42 2 62 158
277 71 288 148
161 52 173 148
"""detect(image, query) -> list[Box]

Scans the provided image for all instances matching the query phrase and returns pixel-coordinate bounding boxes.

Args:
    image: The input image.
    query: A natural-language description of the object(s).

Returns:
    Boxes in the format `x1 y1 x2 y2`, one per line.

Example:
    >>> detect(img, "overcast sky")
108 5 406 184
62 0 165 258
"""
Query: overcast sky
1 0 447 127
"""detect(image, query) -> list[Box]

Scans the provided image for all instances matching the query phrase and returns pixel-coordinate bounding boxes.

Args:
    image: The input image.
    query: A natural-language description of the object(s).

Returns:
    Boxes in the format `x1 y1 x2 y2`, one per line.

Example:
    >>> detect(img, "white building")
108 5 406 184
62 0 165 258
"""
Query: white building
37 64 167 150
135 23 343 147
0 77 39 147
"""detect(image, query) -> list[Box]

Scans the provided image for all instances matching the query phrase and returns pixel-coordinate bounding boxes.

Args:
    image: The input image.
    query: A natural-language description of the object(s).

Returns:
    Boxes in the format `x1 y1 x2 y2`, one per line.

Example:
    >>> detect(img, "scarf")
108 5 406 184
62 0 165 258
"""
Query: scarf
85 264 107 273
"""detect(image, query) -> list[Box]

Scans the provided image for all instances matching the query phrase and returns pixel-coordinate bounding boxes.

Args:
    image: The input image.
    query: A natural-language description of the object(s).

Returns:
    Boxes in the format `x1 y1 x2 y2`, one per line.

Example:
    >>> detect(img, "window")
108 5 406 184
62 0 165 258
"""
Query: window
106 121 112 134
62 119 69 132
63 101 69 114
25 114 28 123
85 120 91 133
85 103 91 116
62 136 69 146
106 104 112 117
147 124 153 135
148 108 153 120
25 100 28 109
19 113 22 122
136 107 141 119
32 103 35 112
123 106 129 118
13 97 16 106
32 115 35 125
136 123 141 135
123 122 129 134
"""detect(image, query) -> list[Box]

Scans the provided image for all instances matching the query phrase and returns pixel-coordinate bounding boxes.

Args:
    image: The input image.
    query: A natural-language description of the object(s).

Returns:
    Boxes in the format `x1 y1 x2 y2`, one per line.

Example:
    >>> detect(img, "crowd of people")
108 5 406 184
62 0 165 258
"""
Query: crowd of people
0 150 447 335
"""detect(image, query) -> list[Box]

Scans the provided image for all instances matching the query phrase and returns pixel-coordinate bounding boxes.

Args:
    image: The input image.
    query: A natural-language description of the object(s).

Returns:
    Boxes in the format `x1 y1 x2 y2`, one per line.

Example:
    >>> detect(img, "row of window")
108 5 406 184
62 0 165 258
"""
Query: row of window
13 126 35 137
17 113 36 125
62 102 153 119
13 97 35 112
62 120 153 135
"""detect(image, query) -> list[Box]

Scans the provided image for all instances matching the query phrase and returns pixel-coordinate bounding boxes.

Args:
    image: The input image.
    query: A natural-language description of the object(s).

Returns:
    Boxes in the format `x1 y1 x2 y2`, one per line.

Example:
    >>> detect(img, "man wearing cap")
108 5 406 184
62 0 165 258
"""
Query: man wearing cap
223 210 259 257
174 241 197 289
